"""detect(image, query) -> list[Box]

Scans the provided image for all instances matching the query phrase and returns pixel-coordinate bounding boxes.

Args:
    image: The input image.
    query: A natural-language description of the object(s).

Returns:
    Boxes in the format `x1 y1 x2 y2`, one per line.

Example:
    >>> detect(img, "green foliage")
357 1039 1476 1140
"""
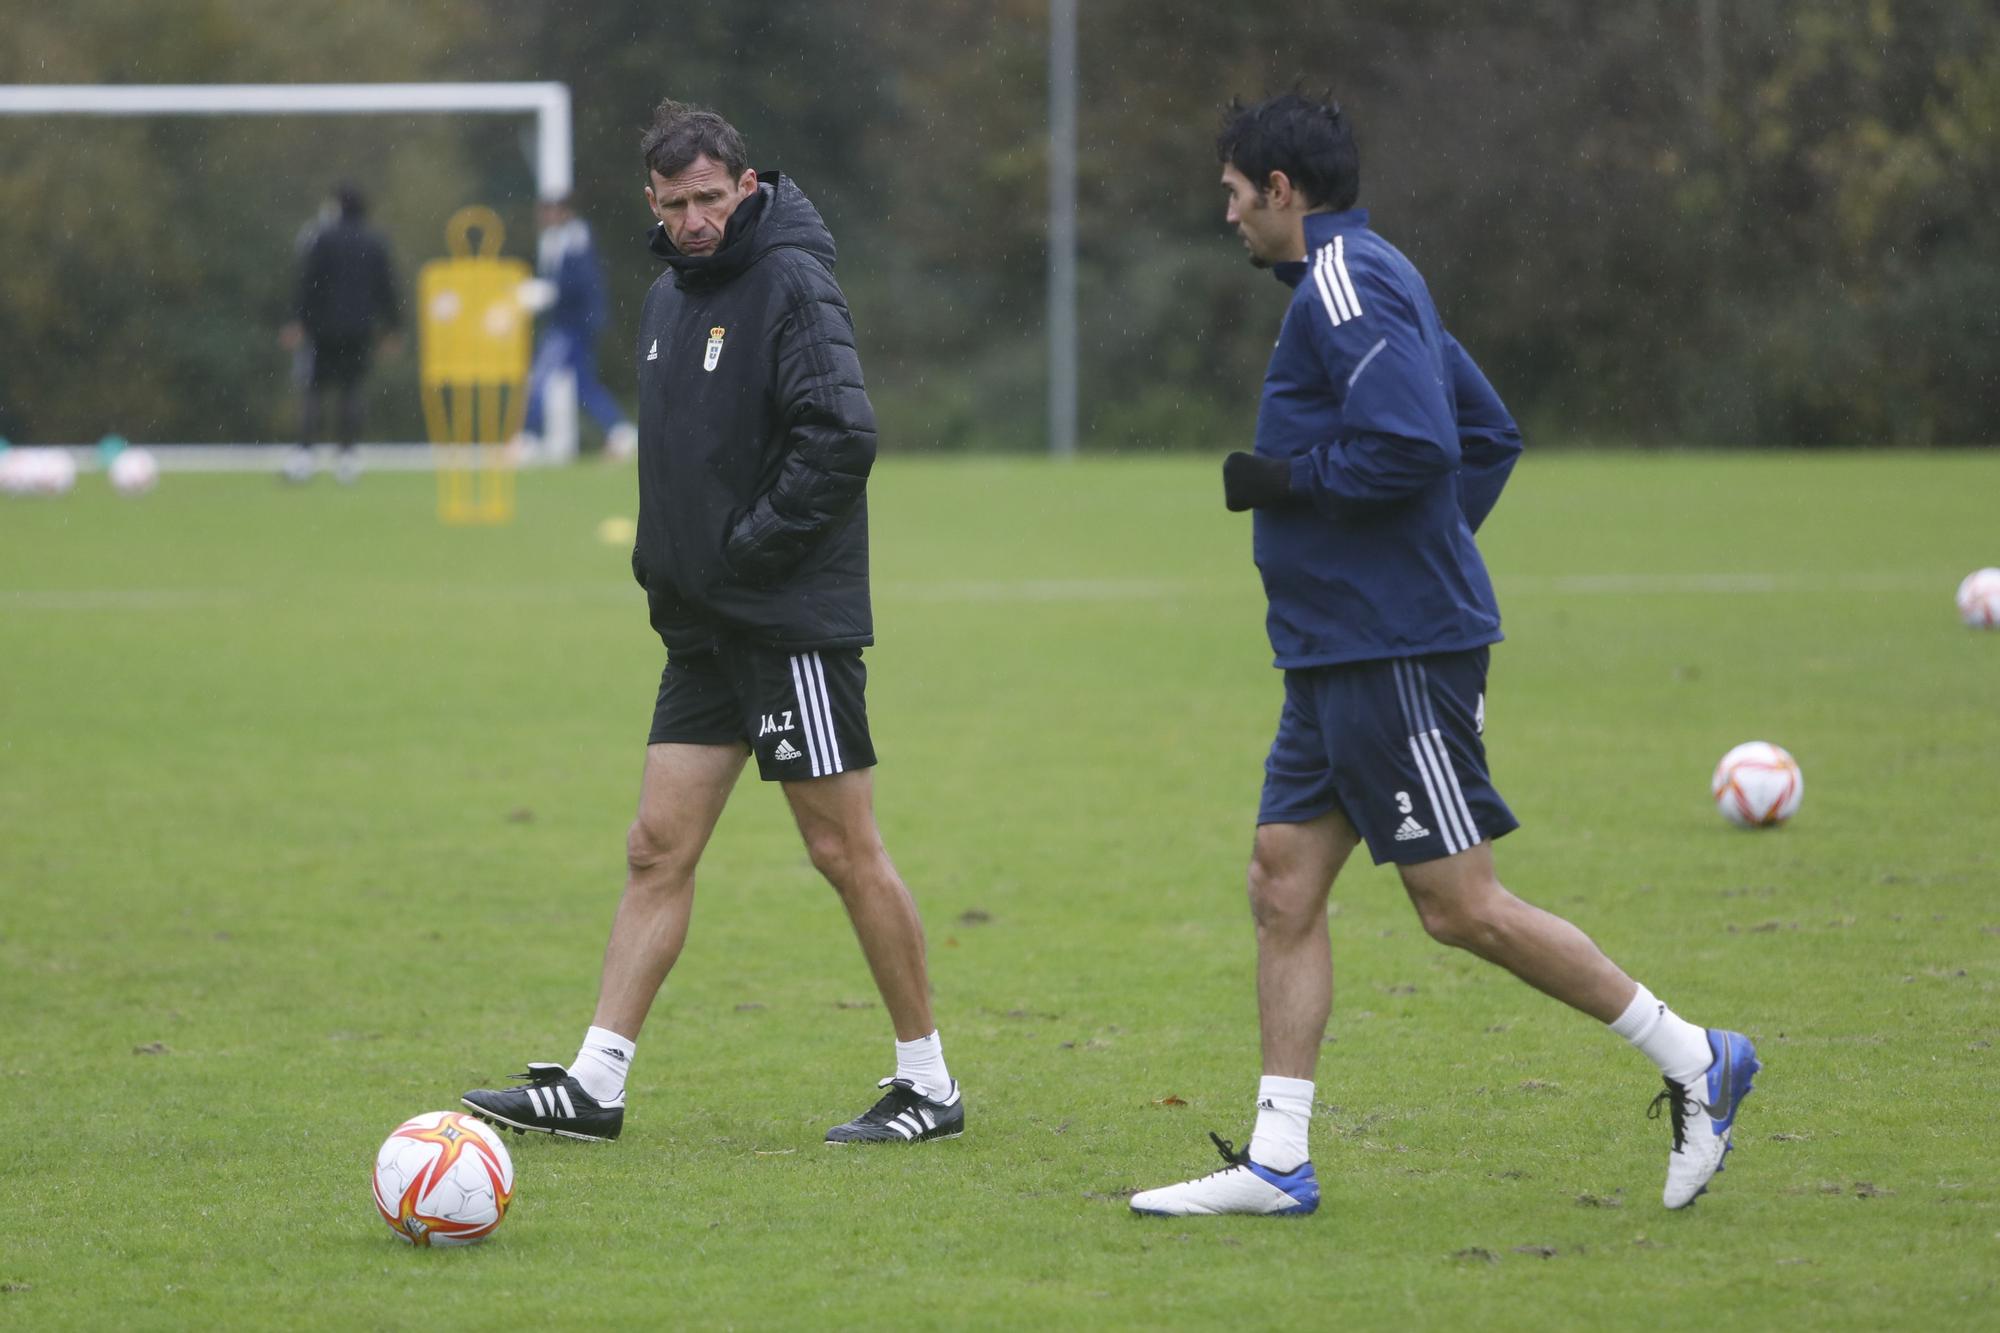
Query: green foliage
2 454 1997 1326
1 1 1996 447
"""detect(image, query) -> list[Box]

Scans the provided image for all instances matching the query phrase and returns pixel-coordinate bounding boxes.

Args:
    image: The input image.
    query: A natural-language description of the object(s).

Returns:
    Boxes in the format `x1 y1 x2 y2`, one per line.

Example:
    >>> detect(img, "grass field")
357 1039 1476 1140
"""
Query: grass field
2 452 1996 1330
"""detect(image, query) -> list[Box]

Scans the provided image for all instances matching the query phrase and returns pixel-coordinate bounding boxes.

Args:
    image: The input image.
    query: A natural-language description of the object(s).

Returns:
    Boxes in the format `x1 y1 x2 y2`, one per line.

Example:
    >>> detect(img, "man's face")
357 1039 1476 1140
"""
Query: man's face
646 155 758 256
1221 162 1299 269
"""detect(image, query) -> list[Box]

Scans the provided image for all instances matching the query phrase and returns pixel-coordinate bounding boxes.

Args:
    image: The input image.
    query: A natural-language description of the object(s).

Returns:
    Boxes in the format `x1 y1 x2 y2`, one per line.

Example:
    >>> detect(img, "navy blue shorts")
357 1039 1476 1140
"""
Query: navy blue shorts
1258 648 1518 865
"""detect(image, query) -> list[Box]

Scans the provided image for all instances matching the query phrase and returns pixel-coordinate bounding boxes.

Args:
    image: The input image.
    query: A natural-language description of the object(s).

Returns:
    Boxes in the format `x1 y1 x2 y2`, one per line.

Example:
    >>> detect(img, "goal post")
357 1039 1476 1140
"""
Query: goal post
0 82 572 200
0 81 578 463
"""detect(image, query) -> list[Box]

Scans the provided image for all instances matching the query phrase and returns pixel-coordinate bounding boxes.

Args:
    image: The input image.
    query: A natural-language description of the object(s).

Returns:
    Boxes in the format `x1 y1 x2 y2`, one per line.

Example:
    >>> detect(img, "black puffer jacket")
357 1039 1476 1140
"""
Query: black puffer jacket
296 218 400 341
631 173 875 652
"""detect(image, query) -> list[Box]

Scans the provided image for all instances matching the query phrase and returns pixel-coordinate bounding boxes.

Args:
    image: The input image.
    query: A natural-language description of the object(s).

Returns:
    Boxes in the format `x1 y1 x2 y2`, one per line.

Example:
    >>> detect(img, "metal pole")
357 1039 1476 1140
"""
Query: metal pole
533 83 574 202
0 82 570 116
1047 0 1078 458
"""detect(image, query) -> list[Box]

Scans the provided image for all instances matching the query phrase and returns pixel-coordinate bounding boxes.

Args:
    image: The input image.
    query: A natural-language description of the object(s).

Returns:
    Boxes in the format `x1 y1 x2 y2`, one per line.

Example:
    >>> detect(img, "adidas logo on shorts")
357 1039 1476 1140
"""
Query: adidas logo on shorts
1393 815 1431 842
773 738 802 762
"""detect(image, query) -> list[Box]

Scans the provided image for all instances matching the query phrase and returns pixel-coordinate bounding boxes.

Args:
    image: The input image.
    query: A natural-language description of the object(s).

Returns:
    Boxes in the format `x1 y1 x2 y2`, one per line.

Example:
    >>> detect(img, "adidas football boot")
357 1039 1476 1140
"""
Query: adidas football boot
1129 1132 1320 1217
461 1062 624 1142
1653 1028 1760 1209
824 1077 964 1144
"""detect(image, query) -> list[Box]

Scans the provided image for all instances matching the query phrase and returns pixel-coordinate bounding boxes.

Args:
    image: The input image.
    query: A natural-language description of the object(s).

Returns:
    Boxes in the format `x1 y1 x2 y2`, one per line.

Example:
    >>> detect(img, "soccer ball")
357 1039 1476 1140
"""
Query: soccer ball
371 1111 515 1247
1710 741 1803 828
0 447 78 497
1956 568 2000 629
109 447 159 496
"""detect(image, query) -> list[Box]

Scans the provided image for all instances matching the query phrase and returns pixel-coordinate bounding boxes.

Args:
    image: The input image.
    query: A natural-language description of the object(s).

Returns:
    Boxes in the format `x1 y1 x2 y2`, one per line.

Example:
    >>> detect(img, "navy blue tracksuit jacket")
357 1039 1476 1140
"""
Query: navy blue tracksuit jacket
1252 209 1523 668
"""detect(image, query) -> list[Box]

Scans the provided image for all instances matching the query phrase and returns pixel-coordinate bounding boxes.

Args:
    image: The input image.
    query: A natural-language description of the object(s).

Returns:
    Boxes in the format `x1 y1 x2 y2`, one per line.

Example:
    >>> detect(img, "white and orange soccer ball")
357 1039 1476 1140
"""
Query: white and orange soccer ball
1711 741 1803 828
1956 568 2000 629
371 1111 515 1247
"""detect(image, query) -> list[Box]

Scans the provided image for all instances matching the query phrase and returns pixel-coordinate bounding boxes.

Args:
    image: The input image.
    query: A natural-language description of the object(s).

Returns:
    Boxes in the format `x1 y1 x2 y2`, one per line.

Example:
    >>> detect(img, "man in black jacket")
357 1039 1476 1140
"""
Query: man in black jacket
280 183 401 484
463 101 962 1148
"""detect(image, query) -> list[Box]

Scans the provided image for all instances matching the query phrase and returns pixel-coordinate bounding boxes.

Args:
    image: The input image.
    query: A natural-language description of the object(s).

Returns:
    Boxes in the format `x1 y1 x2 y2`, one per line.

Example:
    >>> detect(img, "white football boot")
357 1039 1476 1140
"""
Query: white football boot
1129 1132 1319 1217
1654 1028 1761 1209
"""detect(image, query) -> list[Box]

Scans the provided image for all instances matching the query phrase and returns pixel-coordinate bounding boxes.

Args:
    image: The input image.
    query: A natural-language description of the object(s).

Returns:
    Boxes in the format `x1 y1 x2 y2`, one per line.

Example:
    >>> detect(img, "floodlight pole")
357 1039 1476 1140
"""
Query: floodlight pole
1047 0 1079 458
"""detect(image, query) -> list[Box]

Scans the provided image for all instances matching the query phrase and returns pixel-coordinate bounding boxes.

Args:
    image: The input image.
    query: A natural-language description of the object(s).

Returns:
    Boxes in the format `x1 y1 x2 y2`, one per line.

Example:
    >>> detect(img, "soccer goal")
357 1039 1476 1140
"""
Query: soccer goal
0 82 578 468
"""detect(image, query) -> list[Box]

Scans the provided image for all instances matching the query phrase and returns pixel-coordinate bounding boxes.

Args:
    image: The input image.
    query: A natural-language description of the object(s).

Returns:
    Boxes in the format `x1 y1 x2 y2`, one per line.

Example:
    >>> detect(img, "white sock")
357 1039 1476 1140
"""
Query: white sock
894 1031 952 1101
1609 984 1713 1085
569 1025 634 1105
1247 1075 1314 1172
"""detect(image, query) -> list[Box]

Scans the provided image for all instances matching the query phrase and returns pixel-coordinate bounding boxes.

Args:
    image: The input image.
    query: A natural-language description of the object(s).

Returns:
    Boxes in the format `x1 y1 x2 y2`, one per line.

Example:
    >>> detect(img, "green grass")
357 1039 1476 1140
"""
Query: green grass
1 452 1995 1330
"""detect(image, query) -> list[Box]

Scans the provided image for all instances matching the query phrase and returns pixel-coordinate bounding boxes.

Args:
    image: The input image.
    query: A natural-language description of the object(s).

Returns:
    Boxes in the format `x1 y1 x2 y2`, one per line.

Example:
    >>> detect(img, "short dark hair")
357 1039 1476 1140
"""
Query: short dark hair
334 182 367 219
1216 91 1359 212
641 99 749 180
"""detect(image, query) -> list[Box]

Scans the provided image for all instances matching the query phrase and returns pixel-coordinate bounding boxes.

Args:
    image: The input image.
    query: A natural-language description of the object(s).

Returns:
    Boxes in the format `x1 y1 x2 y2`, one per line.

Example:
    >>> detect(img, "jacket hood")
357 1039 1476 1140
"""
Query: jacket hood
647 172 836 288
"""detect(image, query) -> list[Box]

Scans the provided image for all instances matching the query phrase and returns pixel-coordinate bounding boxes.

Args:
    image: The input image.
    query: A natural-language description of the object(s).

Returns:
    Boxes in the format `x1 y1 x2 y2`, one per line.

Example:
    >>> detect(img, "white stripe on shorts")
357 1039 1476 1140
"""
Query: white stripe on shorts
809 652 845 773
789 652 848 778
1392 660 1470 854
788 654 825 777
1415 663 1482 846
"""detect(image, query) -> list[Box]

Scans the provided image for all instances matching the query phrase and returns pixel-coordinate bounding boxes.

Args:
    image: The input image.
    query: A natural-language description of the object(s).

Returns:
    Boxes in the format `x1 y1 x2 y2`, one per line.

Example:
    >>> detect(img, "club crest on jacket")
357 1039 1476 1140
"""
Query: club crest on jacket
704 326 725 372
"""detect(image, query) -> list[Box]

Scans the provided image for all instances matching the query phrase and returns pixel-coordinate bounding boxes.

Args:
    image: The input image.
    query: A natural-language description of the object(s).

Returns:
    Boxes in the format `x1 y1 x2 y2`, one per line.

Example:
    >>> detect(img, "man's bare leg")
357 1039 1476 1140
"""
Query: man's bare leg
1248 812 1361 1077
1394 841 1635 1022
459 742 745 1139
589 742 748 1037
787 767 962 1142
783 767 933 1040
1128 811 1356 1212
1394 840 1760 1208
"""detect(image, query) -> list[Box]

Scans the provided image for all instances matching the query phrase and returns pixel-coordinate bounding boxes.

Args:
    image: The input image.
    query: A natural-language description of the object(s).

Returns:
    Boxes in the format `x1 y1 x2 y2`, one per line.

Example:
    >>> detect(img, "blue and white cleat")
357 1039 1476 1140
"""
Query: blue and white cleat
1129 1132 1319 1217
1653 1028 1761 1209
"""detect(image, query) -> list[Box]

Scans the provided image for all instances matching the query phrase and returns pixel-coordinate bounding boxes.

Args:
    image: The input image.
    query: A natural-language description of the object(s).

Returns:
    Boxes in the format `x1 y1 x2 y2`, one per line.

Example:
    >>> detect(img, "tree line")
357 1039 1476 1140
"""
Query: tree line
1 0 1993 449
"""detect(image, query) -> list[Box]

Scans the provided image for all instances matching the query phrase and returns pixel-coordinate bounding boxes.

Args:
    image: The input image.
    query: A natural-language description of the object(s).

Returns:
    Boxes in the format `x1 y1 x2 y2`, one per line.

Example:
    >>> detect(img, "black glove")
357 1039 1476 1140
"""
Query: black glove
1222 451 1293 512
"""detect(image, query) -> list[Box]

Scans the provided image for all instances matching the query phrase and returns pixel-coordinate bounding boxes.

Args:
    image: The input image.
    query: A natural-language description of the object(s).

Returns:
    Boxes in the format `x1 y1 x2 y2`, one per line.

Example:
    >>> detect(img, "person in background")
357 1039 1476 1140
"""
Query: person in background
281 183 401 484
516 195 638 461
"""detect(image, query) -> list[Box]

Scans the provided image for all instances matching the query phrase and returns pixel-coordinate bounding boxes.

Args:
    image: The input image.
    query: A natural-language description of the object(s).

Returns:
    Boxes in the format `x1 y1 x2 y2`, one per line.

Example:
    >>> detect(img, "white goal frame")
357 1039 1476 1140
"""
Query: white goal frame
0 82 577 467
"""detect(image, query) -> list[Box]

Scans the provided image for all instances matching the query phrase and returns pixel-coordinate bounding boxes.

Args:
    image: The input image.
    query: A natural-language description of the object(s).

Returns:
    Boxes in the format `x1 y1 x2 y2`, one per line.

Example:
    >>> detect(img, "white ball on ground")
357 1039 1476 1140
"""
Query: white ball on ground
370 1111 514 1247
1955 568 2000 629
109 447 159 495
0 448 77 496
1711 741 1803 828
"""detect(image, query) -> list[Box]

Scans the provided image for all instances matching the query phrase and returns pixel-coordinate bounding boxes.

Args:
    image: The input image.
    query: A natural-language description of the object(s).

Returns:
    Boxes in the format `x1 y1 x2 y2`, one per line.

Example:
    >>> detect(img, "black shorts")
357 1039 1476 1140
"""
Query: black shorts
647 642 877 782
308 334 373 389
1258 648 1519 865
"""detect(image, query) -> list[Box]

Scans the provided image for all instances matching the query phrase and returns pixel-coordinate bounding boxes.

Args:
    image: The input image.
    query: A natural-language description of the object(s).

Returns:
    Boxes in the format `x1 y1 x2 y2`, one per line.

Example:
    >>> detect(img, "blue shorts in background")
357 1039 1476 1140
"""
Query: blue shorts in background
1258 647 1519 865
